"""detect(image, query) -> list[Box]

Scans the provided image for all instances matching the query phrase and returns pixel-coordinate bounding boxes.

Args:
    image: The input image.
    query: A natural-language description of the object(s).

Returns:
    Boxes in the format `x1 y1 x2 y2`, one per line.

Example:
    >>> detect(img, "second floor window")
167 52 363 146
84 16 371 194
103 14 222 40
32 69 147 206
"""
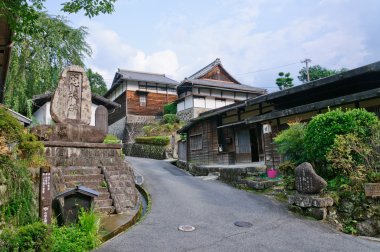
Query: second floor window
139 94 147 107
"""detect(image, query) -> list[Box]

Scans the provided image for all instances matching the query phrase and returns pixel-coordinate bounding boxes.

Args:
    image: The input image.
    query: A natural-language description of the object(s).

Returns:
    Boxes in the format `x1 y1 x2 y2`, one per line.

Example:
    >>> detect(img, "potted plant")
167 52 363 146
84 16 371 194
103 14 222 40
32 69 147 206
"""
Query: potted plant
267 167 278 178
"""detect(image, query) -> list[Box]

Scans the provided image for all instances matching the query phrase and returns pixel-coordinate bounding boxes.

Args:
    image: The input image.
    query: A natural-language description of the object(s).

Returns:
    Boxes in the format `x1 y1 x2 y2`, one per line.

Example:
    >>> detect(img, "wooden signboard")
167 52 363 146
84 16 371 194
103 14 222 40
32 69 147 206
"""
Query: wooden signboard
364 183 380 197
39 167 52 224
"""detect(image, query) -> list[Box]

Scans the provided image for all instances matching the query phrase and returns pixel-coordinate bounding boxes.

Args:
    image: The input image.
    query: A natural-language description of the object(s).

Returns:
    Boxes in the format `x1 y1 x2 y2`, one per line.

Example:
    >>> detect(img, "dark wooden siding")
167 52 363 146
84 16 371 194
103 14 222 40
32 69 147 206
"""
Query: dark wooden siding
188 120 218 165
178 141 187 162
263 125 282 168
200 65 238 84
108 92 127 125
126 90 177 116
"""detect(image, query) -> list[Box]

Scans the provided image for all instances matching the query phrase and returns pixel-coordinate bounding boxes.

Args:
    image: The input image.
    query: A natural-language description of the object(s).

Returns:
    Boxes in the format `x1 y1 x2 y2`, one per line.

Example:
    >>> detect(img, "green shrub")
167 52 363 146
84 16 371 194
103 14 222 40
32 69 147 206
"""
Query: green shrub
51 210 101 252
0 222 51 251
278 161 296 190
304 108 378 176
274 122 306 164
163 114 178 124
327 123 380 178
163 102 176 115
135 136 170 146
0 106 24 143
0 156 37 226
103 134 121 144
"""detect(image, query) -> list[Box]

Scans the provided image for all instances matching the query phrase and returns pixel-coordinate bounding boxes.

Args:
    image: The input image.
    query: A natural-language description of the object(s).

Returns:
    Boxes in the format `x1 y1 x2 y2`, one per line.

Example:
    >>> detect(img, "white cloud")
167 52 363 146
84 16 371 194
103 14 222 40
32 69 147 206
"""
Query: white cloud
82 21 180 87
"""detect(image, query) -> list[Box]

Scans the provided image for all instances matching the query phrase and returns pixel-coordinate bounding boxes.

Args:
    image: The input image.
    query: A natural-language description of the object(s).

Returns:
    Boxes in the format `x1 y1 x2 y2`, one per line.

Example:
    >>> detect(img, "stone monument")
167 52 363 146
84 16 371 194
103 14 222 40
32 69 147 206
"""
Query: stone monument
32 66 138 215
288 162 333 220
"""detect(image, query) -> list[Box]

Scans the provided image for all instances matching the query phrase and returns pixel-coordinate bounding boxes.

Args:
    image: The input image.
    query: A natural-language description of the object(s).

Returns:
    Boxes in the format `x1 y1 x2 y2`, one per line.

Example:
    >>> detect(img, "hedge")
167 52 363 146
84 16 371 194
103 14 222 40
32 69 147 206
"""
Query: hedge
163 114 178 124
163 102 176 115
135 136 170 146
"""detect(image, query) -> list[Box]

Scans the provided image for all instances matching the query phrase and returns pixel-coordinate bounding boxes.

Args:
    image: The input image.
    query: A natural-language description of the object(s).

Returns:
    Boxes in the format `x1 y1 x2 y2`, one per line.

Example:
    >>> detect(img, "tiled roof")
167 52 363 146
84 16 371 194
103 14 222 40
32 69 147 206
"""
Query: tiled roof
116 69 178 86
182 79 267 94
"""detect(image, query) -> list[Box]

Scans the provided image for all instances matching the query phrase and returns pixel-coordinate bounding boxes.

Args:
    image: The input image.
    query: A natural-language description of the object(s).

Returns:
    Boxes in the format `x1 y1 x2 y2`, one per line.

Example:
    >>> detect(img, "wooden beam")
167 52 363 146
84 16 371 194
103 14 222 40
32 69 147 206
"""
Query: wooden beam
246 88 380 124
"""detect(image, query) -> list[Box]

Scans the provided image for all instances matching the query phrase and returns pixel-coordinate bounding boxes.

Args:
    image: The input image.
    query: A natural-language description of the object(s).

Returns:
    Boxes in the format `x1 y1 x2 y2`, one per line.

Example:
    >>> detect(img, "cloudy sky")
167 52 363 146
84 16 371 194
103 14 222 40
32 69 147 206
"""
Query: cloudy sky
45 0 380 92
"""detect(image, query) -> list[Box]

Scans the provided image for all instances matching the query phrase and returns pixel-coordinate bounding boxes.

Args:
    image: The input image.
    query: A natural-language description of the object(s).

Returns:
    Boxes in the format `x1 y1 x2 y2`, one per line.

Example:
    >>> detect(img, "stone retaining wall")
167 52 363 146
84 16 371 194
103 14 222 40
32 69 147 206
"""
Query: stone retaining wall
125 143 167 160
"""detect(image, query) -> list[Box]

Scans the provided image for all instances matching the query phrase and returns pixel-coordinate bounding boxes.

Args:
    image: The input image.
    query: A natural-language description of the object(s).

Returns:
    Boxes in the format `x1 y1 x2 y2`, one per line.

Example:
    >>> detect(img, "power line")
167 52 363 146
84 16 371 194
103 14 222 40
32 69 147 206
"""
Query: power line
235 61 300 76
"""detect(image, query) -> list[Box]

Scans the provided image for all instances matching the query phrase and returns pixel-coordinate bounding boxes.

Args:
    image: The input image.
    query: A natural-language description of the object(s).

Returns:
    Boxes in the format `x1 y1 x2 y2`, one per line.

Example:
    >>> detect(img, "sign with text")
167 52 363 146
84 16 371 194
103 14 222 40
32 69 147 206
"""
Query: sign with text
39 167 52 224
364 183 380 197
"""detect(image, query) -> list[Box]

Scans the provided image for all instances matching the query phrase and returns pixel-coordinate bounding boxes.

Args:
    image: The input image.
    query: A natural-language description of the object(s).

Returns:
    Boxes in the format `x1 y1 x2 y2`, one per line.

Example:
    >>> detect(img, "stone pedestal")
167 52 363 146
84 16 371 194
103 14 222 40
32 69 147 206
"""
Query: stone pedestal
45 141 138 214
288 193 333 220
288 162 332 220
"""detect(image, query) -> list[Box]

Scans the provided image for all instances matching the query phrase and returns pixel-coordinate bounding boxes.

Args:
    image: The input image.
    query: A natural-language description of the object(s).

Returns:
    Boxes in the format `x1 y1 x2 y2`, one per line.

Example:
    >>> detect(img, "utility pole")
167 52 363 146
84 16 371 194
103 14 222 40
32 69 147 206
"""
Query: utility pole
301 58 312 82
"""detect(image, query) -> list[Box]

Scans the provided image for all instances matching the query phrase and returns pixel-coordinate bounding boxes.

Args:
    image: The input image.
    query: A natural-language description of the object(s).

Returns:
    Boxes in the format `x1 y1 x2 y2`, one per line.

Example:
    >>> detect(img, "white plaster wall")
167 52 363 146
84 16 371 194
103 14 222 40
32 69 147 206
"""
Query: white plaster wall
223 91 234 99
185 96 193 109
194 97 205 108
33 103 48 125
226 99 235 105
45 102 52 124
215 99 226 108
199 88 210 96
205 97 216 109
235 92 248 100
127 80 138 91
33 101 98 126
177 101 185 111
90 104 98 126
212 89 221 97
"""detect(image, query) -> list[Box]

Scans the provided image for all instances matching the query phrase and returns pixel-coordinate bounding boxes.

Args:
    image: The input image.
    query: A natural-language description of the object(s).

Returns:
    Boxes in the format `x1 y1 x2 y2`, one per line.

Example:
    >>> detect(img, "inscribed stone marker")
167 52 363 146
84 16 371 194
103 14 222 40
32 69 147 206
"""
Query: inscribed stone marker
295 162 327 194
50 65 92 125
95 105 108 134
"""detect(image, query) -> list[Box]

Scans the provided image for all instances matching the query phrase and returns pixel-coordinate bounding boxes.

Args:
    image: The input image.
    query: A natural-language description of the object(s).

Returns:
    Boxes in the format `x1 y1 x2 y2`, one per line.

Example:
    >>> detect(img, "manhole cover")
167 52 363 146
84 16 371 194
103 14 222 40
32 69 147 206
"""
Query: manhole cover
178 225 196 232
234 221 253 228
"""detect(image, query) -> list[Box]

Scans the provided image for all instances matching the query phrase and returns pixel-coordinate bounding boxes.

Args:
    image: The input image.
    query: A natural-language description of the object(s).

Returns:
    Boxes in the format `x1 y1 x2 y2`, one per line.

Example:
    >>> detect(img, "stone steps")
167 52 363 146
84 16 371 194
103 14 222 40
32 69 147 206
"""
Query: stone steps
94 206 116 214
65 181 104 188
61 165 116 214
94 199 113 208
64 174 105 182
62 166 102 175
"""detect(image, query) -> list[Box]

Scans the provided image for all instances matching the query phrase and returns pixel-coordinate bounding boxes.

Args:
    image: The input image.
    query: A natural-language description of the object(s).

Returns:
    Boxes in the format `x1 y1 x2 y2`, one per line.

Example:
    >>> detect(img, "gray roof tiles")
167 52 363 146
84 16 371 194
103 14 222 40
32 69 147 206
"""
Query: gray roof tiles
117 69 179 86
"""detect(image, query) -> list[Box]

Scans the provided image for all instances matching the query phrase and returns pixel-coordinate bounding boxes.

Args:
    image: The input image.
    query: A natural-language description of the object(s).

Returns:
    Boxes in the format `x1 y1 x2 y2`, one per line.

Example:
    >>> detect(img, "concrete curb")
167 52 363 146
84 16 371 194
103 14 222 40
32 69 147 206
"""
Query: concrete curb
100 184 150 242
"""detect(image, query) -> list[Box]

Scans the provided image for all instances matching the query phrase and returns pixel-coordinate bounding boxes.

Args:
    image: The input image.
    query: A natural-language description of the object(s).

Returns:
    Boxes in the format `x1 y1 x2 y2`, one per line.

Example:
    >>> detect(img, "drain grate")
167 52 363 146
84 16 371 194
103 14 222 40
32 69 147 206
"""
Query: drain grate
178 225 196 232
234 221 253 228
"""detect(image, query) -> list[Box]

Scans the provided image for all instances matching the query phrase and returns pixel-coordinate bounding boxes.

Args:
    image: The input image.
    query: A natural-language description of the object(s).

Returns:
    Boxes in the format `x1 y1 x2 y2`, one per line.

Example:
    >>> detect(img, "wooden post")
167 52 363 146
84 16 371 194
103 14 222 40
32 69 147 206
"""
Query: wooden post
39 166 52 224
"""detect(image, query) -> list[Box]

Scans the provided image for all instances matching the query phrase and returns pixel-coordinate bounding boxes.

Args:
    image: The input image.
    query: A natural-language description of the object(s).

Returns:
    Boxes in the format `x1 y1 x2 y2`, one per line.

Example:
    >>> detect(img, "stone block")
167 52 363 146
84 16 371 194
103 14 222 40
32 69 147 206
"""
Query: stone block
288 194 333 208
306 208 327 220
295 162 327 194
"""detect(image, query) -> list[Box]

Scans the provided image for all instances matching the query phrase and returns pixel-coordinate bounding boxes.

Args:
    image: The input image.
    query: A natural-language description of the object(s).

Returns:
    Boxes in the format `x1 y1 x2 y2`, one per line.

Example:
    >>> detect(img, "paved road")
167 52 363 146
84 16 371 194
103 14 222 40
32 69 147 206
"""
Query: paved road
98 157 379 252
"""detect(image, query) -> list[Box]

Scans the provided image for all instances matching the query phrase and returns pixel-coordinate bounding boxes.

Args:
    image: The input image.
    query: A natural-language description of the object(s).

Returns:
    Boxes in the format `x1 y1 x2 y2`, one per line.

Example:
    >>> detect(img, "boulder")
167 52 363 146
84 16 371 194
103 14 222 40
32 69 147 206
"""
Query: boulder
50 65 92 125
295 162 327 194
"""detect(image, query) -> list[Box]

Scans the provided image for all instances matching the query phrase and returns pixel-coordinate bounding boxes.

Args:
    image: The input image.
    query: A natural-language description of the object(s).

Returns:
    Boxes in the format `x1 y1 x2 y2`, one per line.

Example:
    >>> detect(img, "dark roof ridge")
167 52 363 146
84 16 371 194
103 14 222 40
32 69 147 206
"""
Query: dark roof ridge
118 68 166 77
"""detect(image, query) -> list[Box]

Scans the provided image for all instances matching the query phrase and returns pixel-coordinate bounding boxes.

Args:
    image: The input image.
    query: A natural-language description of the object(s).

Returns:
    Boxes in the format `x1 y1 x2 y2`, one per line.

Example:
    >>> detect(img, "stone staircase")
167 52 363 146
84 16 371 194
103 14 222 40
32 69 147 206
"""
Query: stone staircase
102 164 137 213
62 166 116 214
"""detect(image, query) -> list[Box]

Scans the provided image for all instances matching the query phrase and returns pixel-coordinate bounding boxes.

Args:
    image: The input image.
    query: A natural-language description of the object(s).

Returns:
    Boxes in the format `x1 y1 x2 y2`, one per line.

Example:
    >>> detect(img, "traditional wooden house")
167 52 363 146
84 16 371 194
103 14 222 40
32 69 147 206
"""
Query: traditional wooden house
31 92 120 126
178 61 380 168
176 58 267 121
104 69 178 141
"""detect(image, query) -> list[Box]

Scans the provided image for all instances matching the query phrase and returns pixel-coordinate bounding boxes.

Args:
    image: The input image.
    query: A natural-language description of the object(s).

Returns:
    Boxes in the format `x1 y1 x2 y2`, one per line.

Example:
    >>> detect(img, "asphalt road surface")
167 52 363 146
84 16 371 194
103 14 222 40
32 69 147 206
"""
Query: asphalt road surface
97 157 379 252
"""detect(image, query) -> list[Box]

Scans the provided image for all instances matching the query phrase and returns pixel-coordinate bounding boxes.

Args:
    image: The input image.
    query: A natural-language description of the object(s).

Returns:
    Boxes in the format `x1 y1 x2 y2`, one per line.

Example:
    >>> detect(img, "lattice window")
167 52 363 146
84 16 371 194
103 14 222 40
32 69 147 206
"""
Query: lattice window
190 134 203 150
139 94 147 107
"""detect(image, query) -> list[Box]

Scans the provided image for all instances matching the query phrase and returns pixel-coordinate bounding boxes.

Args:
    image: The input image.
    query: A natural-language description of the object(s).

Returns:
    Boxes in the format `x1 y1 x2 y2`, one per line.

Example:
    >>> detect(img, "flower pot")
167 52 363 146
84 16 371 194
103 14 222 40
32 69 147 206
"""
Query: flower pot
267 169 277 178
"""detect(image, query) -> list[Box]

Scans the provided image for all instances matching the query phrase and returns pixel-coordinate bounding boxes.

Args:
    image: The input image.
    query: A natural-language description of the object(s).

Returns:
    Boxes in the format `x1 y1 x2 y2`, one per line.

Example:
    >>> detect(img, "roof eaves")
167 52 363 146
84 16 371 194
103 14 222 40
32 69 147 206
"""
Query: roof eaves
245 60 380 106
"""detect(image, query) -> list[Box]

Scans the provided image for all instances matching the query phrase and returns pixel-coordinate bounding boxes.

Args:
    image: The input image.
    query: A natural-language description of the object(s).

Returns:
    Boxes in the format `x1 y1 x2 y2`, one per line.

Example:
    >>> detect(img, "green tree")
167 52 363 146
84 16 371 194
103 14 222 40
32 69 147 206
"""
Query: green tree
4 12 91 114
276 72 293 90
0 0 117 40
86 69 107 96
298 65 348 83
